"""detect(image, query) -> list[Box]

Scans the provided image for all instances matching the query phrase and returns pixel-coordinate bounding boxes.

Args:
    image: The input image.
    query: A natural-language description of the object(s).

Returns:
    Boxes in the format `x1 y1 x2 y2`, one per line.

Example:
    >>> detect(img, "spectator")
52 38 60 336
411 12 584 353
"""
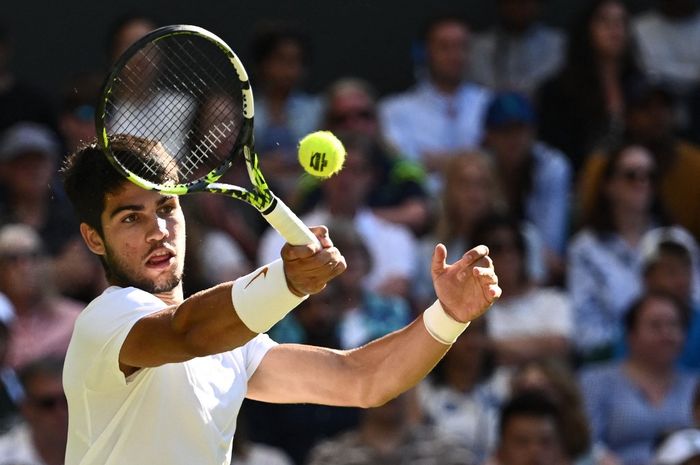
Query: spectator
580 293 698 465
418 317 499 463
0 356 67 465
493 390 567 465
258 132 417 298
482 91 572 282
324 221 411 349
507 359 620 465
623 227 700 371
0 122 103 303
653 428 700 465
106 14 157 65
231 407 293 465
379 14 491 191
307 77 430 234
473 215 572 366
578 76 700 242
248 20 322 200
412 151 508 310
0 224 81 369
537 0 641 171
632 0 700 98
568 143 663 363
470 0 565 96
306 390 474 465
57 71 102 155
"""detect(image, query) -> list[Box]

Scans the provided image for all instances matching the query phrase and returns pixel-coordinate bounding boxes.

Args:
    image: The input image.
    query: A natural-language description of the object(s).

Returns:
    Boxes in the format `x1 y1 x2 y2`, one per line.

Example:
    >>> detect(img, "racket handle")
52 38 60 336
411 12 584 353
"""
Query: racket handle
263 196 320 246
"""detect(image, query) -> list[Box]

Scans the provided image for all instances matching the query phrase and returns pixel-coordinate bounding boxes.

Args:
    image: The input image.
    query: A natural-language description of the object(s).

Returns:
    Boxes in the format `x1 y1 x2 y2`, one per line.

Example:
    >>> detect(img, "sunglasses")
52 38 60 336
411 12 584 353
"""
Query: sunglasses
28 394 67 411
614 167 655 183
328 109 375 125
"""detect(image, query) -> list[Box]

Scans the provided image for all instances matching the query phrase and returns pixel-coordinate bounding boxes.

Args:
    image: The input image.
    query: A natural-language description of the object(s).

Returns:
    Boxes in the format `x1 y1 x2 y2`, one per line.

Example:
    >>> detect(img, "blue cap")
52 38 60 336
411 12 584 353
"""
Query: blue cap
485 92 536 129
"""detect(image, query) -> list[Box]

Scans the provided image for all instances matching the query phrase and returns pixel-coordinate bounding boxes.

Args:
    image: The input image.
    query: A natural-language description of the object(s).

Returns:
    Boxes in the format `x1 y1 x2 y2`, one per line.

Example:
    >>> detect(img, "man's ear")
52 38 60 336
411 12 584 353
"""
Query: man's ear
80 223 106 256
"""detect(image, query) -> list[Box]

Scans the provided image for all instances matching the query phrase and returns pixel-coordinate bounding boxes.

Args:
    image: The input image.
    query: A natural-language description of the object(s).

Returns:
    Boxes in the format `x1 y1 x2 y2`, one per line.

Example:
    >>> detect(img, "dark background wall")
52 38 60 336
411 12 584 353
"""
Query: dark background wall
5 0 656 99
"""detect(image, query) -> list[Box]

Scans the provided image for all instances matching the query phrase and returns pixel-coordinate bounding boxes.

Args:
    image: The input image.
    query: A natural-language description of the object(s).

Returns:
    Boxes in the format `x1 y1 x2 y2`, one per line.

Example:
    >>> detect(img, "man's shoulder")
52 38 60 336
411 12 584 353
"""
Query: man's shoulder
75 286 166 331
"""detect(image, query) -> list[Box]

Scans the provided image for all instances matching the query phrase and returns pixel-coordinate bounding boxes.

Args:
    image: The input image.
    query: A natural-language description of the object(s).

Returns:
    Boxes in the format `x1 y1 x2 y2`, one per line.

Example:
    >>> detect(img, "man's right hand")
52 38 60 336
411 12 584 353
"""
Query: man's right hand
281 226 346 296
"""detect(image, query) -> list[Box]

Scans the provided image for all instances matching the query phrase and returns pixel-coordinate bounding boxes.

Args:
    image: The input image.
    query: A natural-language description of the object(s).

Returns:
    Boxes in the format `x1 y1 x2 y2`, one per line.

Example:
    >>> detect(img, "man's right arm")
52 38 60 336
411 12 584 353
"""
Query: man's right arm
118 227 345 376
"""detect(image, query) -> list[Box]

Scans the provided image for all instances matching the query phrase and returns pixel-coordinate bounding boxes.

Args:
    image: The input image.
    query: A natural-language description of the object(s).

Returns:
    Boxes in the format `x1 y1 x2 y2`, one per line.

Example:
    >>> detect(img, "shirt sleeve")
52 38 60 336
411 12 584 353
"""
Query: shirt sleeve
72 287 167 390
242 333 278 379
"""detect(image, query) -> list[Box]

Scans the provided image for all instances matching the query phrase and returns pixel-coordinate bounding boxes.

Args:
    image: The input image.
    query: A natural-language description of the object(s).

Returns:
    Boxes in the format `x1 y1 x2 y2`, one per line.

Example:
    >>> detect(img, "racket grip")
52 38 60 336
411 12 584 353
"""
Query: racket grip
263 197 320 246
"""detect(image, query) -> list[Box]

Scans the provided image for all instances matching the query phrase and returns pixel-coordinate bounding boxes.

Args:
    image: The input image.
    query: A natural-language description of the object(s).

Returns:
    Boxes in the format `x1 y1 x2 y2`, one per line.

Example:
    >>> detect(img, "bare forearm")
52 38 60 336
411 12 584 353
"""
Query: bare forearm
348 317 451 406
172 282 256 356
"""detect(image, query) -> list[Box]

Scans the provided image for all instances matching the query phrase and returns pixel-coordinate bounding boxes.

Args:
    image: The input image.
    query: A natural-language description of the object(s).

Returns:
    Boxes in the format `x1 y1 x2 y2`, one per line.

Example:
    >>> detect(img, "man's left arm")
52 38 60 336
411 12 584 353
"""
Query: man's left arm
247 244 500 407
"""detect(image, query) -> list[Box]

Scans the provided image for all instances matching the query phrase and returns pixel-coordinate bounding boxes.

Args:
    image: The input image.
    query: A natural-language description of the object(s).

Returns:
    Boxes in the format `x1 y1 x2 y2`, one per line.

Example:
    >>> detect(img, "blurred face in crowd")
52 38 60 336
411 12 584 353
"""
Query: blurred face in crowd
445 155 497 227
645 253 693 303
325 86 378 137
0 230 43 305
21 371 68 453
110 18 156 63
486 226 526 293
259 39 305 94
498 0 542 33
589 1 628 59
321 146 374 215
626 94 675 144
498 414 563 465
426 19 470 88
60 106 96 153
485 123 535 169
605 146 656 214
627 296 685 367
0 151 54 199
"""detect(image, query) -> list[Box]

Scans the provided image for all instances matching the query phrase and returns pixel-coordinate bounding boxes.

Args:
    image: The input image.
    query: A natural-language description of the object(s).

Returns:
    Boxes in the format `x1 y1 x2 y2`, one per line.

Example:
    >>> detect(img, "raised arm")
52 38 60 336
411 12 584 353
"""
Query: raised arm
247 244 500 407
119 227 345 375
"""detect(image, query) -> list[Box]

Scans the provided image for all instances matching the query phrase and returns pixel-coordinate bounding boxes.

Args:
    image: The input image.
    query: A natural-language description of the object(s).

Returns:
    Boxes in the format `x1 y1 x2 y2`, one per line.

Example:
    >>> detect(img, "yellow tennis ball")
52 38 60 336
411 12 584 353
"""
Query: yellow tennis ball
297 131 346 178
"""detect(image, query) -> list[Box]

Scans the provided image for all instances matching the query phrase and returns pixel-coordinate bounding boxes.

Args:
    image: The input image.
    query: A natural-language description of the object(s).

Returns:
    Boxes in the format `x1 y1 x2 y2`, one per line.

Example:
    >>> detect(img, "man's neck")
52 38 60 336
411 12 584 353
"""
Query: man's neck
430 76 461 95
155 288 184 305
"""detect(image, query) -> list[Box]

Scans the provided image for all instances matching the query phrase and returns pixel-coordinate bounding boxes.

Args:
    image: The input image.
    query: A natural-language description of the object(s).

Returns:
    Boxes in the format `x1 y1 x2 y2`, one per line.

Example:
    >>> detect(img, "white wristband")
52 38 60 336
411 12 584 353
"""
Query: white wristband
422 300 470 345
232 259 308 333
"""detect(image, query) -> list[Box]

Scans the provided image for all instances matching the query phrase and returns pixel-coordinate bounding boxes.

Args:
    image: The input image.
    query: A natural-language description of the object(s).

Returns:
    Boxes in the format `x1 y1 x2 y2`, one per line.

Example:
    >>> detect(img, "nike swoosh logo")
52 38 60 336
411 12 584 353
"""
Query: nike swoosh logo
244 266 269 289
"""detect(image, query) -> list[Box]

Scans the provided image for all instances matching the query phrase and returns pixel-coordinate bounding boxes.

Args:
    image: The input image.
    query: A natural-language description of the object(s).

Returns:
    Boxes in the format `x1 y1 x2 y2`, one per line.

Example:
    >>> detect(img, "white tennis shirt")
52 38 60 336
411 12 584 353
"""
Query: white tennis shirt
63 286 276 465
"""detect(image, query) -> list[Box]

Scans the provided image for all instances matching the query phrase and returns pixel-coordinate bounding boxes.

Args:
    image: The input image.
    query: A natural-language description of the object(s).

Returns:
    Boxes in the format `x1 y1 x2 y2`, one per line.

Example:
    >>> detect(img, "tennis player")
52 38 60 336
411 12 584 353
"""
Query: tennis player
59 137 501 465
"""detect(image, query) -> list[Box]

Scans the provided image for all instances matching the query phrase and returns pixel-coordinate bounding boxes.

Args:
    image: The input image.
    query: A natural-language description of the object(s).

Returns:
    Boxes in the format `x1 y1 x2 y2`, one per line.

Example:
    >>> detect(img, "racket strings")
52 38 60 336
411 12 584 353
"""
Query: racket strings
105 33 245 185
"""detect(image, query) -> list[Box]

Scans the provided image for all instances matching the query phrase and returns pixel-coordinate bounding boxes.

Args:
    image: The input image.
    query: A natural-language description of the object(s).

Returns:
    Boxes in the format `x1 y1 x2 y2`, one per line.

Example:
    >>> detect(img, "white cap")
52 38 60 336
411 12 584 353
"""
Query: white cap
655 429 700 465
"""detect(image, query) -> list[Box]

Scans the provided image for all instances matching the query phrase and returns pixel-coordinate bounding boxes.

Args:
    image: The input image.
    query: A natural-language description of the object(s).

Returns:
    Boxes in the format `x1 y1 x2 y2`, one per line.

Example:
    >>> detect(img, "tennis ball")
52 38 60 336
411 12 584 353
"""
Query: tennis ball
297 131 346 178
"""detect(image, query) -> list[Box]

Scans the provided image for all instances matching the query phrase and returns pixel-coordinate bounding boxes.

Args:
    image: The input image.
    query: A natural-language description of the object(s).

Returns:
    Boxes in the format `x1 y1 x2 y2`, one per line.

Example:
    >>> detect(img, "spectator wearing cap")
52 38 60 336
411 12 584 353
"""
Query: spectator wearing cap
579 76 700 242
0 224 81 370
482 91 571 284
654 429 700 465
0 122 105 303
614 226 700 371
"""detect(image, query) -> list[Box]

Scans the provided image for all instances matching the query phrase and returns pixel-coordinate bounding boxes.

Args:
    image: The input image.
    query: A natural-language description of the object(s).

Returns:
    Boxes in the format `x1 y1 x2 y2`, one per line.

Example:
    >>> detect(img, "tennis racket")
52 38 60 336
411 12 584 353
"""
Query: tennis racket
95 24 318 245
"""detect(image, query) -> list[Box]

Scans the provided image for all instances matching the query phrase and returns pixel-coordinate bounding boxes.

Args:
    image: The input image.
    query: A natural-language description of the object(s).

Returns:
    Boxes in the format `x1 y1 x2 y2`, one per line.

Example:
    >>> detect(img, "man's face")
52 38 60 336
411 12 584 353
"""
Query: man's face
94 183 186 294
498 415 563 465
426 20 470 86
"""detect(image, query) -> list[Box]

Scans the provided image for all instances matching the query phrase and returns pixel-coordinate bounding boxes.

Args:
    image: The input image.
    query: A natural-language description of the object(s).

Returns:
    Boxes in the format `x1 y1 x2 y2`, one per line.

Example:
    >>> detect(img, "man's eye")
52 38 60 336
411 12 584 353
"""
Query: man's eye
159 205 175 216
122 214 138 223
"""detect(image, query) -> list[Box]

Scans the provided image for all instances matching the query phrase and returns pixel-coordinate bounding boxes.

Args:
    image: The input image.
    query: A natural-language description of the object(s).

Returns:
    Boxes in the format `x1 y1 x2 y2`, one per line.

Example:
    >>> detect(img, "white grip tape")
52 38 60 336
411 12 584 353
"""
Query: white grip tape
422 300 470 345
263 197 319 246
232 259 308 333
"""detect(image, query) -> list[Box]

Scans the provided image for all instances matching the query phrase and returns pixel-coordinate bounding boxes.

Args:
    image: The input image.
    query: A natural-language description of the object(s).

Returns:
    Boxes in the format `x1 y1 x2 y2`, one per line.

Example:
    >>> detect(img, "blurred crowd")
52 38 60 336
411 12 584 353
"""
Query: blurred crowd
2 1 700 464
